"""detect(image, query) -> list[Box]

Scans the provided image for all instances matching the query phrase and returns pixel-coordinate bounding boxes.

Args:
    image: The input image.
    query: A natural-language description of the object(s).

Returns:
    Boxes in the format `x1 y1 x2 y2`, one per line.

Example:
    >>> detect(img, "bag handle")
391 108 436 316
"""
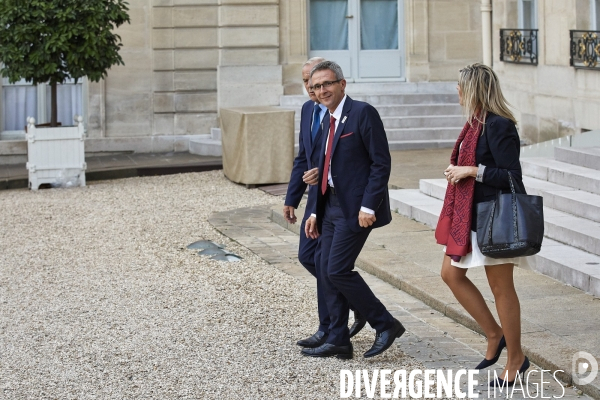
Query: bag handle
508 171 519 242
486 171 519 246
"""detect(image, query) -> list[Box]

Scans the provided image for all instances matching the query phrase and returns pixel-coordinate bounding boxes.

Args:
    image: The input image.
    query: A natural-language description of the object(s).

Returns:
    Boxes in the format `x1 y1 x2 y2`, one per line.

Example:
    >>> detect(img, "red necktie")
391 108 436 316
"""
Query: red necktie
321 115 336 195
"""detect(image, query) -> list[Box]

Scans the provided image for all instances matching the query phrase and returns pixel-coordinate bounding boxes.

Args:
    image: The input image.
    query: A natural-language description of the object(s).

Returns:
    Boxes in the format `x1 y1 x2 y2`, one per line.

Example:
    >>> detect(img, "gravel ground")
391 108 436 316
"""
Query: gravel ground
0 171 421 399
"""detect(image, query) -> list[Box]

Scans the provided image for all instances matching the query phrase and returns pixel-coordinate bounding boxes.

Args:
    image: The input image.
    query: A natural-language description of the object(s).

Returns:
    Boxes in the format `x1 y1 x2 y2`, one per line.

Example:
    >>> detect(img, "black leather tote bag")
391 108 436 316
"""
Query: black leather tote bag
476 172 544 258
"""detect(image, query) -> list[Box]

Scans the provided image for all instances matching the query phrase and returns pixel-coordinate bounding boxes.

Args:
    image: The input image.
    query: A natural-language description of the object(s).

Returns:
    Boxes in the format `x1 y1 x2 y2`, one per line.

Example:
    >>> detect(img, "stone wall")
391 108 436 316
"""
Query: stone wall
494 0 600 144
88 0 155 140
216 0 283 109
279 0 483 91
279 0 309 94
84 0 283 153
151 0 219 139
407 0 483 82
60 0 600 150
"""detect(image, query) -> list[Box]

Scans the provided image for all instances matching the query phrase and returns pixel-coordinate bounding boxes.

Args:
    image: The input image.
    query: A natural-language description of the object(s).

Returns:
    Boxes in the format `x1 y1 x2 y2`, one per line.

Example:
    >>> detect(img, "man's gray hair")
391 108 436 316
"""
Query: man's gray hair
310 60 344 80
303 57 326 67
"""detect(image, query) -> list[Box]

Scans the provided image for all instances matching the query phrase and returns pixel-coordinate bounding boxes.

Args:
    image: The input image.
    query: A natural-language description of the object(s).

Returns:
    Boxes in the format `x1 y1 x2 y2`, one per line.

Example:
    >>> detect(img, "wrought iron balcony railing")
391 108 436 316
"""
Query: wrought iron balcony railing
570 30 600 69
499 29 538 65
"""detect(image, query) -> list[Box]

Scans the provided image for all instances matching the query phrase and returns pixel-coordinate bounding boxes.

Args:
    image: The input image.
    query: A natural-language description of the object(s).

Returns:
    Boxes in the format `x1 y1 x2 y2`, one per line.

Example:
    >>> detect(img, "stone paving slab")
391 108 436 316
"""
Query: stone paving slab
209 204 589 399
268 201 600 399
0 152 222 190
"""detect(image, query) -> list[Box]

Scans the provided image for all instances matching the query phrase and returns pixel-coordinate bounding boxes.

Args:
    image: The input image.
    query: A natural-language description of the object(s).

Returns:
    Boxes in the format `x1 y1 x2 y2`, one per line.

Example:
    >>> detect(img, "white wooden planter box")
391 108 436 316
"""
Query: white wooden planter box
26 116 87 190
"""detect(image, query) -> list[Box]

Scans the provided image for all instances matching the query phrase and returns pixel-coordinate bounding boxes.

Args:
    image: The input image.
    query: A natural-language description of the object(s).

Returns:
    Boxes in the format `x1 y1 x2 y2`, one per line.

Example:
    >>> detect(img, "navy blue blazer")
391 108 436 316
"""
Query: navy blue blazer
470 112 526 230
284 100 327 219
315 96 392 233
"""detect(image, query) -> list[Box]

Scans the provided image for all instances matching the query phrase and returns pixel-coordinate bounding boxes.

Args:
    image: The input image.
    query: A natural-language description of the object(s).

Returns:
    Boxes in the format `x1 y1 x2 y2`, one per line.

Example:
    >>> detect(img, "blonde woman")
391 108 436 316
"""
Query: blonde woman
435 63 530 387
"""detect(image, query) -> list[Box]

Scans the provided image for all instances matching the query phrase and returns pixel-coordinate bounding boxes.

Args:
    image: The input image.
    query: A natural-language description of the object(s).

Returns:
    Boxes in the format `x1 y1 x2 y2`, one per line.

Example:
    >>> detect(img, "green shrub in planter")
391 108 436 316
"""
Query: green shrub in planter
0 0 130 127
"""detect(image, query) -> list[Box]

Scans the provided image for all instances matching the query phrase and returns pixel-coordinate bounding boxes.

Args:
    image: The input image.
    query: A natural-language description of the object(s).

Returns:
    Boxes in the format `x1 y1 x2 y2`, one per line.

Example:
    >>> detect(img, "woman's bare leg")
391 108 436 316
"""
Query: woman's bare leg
485 263 526 381
440 255 503 359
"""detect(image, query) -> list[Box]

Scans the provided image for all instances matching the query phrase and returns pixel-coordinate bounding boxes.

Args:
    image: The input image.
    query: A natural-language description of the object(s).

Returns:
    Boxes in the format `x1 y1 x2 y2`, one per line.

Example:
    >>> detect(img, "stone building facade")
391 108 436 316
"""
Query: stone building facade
2 0 599 158
83 0 482 151
493 0 600 144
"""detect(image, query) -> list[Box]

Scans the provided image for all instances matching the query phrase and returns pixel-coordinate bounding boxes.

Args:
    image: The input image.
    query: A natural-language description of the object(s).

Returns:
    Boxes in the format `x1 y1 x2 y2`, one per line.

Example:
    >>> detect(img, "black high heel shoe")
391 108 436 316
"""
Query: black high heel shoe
475 336 506 369
489 356 530 388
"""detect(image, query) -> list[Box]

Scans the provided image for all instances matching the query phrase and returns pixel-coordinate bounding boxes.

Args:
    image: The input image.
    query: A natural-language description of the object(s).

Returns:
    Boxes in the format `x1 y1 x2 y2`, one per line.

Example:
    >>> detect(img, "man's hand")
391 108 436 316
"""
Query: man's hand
304 216 319 239
358 211 376 228
302 168 319 186
283 205 297 224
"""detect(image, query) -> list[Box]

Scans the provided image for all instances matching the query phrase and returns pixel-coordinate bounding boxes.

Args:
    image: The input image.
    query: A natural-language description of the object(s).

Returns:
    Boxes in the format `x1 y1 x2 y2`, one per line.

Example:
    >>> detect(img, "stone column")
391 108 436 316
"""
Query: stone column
152 0 219 138
87 80 106 138
217 0 284 110
279 0 309 94
104 0 154 138
481 0 493 66
405 0 430 82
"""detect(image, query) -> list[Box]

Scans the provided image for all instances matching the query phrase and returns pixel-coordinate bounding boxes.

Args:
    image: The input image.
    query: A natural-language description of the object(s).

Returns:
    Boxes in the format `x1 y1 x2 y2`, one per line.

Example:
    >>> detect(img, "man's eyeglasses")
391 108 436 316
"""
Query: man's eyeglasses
312 80 342 91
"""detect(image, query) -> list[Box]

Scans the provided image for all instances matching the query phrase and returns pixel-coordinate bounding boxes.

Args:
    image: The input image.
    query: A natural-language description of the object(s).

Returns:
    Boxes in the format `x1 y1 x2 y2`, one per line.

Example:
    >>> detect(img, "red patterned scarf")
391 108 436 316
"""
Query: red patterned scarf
434 118 483 261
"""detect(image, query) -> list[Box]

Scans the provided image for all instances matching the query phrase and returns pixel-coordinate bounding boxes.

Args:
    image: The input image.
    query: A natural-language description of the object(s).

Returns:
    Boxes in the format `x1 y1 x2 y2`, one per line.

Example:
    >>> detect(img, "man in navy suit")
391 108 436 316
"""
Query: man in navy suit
302 61 405 359
284 58 367 349
283 57 329 348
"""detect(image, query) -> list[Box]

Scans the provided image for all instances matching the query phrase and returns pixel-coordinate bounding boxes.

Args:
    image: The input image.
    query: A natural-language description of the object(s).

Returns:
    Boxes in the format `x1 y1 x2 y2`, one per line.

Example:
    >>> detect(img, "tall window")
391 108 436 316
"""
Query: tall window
592 0 600 29
1 79 83 135
518 0 537 29
1 78 37 136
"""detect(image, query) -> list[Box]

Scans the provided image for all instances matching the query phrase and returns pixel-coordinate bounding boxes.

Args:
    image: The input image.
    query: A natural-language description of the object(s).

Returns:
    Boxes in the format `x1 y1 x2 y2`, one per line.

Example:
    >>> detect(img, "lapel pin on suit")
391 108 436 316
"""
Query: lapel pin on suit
342 116 347 124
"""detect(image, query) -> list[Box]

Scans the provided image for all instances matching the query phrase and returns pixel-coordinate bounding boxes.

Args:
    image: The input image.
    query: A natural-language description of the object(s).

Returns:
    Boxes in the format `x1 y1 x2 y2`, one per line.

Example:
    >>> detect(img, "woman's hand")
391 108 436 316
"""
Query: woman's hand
444 164 477 185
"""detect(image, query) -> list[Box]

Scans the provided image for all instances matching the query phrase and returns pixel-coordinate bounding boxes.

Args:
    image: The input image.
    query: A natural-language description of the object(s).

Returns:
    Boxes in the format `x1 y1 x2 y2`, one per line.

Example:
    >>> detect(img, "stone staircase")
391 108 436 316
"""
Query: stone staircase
189 82 463 156
280 82 463 151
388 146 600 297
189 127 221 157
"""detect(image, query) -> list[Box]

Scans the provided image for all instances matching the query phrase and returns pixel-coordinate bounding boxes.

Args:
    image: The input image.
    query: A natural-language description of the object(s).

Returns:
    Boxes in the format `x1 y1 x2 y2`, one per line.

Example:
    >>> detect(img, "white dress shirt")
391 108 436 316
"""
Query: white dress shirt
311 95 374 217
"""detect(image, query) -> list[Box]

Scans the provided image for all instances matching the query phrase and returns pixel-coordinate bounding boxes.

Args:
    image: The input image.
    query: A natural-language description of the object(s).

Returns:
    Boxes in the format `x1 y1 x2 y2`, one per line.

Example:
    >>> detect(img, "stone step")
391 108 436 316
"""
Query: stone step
388 140 456 150
521 157 600 195
543 207 600 256
421 176 600 223
210 127 221 141
280 83 457 107
291 123 459 143
286 103 463 119
189 138 222 157
292 115 463 133
291 118 462 139
419 178 448 201
388 189 600 296
418 178 600 255
376 103 463 117
290 133 454 151
280 93 459 107
381 115 465 129
389 188 443 228
386 127 462 141
523 176 600 223
345 81 457 94
554 146 600 170
352 93 460 105
532 237 600 296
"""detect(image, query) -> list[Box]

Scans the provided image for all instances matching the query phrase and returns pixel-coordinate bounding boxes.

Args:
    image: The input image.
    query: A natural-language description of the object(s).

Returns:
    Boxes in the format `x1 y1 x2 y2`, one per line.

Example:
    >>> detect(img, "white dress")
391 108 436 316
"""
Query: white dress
443 130 531 268
444 231 531 269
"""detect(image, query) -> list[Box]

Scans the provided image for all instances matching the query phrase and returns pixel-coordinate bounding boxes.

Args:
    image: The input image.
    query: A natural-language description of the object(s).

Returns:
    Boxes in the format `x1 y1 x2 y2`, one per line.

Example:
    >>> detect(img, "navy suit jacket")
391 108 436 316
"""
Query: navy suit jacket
315 96 392 233
470 112 526 230
284 100 327 219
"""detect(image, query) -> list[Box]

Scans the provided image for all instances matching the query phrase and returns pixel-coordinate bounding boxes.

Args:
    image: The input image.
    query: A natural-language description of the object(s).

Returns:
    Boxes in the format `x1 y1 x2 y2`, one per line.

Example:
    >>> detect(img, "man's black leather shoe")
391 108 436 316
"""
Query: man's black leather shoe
364 319 405 358
349 310 367 338
301 343 353 359
296 331 328 348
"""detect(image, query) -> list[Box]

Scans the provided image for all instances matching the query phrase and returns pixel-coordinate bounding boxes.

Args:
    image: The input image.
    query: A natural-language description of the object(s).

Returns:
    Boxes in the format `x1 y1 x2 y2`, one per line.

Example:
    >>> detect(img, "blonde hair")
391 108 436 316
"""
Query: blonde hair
458 63 516 125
